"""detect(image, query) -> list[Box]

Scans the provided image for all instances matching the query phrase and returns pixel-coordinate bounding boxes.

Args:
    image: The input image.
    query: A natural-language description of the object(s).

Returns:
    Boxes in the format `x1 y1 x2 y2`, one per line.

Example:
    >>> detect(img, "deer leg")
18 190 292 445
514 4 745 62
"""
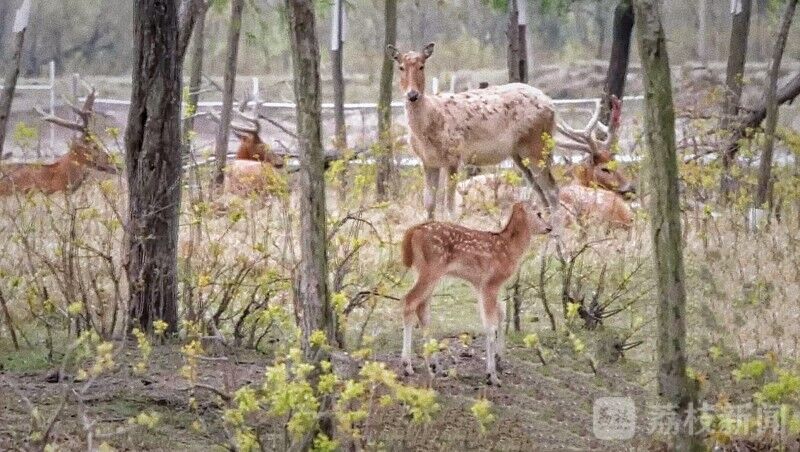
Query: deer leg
512 155 549 208
479 284 502 386
402 272 439 376
444 165 458 219
423 166 440 220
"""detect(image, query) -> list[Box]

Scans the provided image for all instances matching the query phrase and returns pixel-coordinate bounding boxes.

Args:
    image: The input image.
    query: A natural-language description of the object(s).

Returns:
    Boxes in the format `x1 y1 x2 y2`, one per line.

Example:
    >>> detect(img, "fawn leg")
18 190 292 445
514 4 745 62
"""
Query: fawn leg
480 284 502 386
402 272 439 376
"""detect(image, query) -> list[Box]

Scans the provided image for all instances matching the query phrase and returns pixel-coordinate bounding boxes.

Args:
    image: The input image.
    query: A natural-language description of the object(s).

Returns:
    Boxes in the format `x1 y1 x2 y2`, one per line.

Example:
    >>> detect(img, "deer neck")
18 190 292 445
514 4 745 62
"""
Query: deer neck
405 95 441 134
499 210 534 255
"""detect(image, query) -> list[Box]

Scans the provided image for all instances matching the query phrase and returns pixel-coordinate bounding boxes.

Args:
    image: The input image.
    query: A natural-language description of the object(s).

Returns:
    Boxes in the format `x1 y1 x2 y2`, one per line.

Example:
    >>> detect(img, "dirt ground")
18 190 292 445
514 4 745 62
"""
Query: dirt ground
0 331 653 451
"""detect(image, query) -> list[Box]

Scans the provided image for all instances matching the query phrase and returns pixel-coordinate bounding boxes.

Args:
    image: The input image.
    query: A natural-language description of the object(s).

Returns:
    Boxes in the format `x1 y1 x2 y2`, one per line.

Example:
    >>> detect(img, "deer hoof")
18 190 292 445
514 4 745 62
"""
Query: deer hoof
487 373 502 387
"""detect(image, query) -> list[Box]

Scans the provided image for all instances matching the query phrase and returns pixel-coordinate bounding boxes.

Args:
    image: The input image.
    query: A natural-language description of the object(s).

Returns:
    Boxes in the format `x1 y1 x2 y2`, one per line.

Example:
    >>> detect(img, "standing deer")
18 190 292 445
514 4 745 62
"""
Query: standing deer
0 89 118 196
389 43 561 220
400 202 552 385
455 97 636 229
210 110 285 197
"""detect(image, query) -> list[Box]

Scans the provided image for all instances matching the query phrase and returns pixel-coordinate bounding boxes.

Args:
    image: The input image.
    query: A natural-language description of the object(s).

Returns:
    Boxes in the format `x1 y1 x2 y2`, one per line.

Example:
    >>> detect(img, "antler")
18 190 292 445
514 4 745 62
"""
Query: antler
207 110 260 136
37 85 97 134
556 95 622 157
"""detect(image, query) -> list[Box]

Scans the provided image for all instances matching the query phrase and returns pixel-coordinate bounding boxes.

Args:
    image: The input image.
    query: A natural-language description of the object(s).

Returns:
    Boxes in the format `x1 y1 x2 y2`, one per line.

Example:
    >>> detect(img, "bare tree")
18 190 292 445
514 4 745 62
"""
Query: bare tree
213 0 245 187
721 0 753 195
285 0 336 443
375 0 397 200
0 0 31 157
126 0 184 333
185 0 211 135
601 0 634 124
634 0 700 449
331 0 347 151
696 0 708 65
753 0 798 225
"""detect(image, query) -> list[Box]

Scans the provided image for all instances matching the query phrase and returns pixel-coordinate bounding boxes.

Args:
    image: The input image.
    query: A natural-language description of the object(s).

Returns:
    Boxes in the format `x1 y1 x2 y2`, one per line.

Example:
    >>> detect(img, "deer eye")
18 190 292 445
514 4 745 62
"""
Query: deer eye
536 212 542 218
420 65 424 70
601 168 611 173
399 66 405 71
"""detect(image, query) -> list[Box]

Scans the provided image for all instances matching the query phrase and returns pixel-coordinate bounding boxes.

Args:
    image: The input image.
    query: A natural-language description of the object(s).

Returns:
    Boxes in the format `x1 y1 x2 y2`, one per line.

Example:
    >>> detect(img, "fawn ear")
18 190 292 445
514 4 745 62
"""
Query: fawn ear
387 44 401 62
422 42 435 60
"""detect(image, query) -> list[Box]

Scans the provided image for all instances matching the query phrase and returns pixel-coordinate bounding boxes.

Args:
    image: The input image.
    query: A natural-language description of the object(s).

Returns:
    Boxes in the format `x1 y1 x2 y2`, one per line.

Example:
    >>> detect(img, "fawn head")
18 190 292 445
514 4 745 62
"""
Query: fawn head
512 202 552 235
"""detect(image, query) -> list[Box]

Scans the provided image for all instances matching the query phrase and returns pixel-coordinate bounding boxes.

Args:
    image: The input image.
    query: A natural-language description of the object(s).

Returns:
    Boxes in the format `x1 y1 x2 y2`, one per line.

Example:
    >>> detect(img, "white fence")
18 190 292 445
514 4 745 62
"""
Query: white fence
0 61 57 152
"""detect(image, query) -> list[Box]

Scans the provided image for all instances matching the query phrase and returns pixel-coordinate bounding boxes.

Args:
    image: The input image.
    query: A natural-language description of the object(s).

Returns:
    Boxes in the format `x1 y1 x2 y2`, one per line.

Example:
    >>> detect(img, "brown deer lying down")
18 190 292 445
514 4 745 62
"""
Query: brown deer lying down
0 89 118 196
211 111 285 197
400 202 552 385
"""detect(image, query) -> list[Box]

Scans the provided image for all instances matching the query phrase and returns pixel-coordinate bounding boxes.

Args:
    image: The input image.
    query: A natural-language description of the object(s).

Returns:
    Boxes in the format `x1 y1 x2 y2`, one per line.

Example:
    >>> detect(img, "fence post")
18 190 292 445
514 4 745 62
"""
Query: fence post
48 60 55 156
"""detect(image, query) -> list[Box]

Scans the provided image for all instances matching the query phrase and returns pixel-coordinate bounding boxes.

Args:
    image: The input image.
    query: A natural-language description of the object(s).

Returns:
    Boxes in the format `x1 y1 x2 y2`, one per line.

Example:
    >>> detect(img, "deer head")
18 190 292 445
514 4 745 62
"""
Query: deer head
209 107 285 168
556 96 634 197
388 42 434 103
36 87 118 174
509 201 553 236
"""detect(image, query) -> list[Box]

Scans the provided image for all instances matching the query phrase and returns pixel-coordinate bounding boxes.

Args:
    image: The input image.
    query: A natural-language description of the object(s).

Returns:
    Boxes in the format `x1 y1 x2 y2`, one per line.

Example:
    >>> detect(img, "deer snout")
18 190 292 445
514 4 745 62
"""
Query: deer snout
406 90 420 102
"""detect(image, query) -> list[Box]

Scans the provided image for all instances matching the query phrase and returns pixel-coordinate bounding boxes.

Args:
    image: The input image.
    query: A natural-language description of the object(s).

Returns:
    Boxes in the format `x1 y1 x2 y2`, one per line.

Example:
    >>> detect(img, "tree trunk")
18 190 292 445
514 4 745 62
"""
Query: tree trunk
177 0 204 62
213 0 245 187
184 2 209 136
0 19 26 157
721 0 753 195
375 0 397 201
753 0 798 219
507 0 521 83
594 3 607 60
601 0 634 124
126 0 183 334
634 0 700 449
697 0 708 65
285 0 336 442
331 0 346 150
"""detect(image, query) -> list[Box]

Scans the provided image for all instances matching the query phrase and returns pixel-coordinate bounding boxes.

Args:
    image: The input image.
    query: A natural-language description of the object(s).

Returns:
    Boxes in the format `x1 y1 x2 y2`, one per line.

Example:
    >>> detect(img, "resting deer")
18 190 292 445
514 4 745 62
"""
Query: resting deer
456 97 636 229
0 89 118 196
389 43 561 220
210 110 285 197
400 202 552 385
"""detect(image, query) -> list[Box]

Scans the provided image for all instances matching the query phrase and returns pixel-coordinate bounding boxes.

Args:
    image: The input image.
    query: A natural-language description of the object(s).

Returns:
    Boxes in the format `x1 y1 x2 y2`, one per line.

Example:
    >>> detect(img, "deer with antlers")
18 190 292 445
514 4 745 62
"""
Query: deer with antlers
455 97 636 230
389 43 561 220
400 202 552 385
0 89 118 197
209 108 285 197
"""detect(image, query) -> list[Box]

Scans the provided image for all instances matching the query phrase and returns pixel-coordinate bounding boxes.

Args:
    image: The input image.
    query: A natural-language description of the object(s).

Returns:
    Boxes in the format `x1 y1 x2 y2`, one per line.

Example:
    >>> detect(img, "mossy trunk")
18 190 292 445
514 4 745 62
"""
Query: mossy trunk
634 0 701 449
126 0 183 334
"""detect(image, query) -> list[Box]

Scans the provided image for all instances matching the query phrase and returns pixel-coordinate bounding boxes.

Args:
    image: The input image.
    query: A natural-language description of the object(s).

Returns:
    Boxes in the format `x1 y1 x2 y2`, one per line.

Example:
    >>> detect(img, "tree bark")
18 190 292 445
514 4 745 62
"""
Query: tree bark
285 0 336 441
507 0 521 83
375 0 397 200
126 0 183 334
697 0 708 65
0 24 26 157
331 0 346 151
184 1 210 136
754 0 798 213
177 0 204 62
721 0 753 195
634 0 700 449
601 0 634 124
213 0 245 187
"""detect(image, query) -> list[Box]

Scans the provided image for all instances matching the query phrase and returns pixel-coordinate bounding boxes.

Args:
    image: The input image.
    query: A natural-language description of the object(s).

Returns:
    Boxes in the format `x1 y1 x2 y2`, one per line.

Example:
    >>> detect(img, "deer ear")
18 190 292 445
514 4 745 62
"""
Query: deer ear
387 45 400 62
422 42 435 59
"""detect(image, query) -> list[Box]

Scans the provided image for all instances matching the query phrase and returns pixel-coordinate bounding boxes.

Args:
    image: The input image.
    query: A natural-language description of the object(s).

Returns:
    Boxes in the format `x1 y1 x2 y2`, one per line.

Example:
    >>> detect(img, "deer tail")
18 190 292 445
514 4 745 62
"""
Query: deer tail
401 228 415 268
